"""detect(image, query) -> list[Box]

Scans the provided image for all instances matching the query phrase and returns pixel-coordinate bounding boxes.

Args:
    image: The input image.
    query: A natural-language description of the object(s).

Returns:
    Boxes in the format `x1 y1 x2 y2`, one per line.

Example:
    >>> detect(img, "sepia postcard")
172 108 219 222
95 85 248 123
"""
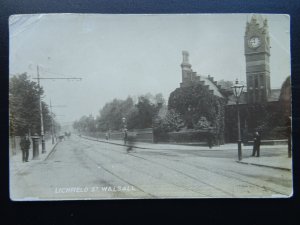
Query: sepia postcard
9 14 292 200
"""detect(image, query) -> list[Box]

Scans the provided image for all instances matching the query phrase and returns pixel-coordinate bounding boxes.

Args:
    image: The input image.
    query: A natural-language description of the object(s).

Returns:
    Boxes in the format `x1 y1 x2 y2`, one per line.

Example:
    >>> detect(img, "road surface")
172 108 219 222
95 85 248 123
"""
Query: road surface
10 136 292 200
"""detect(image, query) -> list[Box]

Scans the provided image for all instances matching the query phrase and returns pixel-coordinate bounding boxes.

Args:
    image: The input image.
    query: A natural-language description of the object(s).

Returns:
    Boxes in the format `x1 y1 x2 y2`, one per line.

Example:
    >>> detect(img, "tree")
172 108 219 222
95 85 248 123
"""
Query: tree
73 93 166 133
168 84 225 128
160 109 184 132
134 96 156 129
152 108 184 142
217 79 234 97
9 73 53 136
194 116 210 129
217 79 234 90
168 83 226 143
98 97 135 131
279 76 291 118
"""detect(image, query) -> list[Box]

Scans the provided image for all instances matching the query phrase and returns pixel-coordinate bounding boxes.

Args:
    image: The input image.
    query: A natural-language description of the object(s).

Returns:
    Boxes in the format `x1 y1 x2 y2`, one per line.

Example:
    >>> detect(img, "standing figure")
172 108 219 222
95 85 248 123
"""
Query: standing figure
124 129 128 145
20 135 30 162
207 133 213 149
252 131 261 157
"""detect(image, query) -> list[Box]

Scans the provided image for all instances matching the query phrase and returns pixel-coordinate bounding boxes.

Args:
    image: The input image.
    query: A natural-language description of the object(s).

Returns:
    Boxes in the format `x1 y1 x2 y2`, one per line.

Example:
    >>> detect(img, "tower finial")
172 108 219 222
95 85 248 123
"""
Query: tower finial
182 51 189 64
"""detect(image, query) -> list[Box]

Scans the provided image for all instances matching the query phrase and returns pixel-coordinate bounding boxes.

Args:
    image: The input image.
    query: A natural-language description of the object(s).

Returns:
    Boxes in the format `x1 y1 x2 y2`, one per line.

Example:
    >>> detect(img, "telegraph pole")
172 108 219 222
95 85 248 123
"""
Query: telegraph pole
37 65 46 153
50 100 55 144
49 101 67 144
33 64 82 152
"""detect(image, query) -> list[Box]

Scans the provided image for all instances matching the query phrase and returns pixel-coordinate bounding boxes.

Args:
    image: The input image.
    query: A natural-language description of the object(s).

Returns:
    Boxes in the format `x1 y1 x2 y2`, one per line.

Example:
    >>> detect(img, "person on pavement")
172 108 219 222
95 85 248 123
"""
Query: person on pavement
252 131 261 157
20 135 30 162
124 129 128 145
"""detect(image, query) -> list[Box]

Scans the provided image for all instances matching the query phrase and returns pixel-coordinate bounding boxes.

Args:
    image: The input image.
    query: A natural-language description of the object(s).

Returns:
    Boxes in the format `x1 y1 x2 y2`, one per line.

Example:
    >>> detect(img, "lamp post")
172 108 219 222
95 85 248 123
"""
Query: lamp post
122 117 127 144
231 79 244 161
50 100 55 144
122 117 127 131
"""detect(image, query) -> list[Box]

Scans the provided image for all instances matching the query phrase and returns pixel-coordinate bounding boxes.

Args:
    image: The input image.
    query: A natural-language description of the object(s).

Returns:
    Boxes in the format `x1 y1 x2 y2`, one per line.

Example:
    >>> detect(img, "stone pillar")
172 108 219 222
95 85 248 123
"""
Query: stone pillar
32 135 40 160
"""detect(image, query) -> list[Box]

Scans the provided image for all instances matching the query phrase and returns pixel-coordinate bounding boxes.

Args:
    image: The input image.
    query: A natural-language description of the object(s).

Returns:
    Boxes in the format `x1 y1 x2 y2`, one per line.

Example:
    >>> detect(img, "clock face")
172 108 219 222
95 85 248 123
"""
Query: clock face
248 36 261 48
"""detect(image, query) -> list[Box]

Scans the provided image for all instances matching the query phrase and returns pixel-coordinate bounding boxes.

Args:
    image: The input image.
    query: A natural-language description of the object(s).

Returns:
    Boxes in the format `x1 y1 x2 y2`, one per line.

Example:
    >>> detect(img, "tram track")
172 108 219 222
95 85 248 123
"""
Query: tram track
78 138 233 197
72 140 156 198
77 137 291 197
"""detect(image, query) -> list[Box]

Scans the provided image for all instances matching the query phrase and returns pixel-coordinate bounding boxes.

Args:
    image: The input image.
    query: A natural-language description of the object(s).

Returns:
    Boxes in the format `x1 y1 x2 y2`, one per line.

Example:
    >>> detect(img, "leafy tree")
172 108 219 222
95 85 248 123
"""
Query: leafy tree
99 97 135 131
73 115 96 133
169 84 225 128
152 108 184 142
134 96 156 129
9 73 53 136
160 109 184 132
217 79 234 97
279 76 291 118
168 83 226 144
194 116 210 129
73 93 166 133
217 79 234 90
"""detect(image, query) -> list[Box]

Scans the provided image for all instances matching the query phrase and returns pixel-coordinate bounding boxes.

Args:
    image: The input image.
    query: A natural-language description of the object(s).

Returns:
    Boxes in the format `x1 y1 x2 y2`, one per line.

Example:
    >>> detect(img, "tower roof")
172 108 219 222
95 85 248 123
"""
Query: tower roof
247 14 268 29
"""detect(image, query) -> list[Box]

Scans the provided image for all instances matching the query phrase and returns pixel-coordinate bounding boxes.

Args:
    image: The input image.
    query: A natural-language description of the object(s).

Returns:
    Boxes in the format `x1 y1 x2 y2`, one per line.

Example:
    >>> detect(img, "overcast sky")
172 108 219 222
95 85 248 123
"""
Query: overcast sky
9 14 290 124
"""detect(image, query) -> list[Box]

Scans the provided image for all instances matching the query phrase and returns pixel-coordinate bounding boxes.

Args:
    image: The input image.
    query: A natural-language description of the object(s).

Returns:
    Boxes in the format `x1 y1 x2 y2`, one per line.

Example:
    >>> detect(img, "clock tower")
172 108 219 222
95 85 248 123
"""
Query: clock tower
245 15 271 104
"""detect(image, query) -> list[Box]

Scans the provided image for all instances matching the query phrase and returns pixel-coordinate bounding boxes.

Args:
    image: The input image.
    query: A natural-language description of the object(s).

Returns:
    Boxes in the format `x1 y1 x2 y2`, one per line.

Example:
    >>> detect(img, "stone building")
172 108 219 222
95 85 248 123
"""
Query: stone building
226 14 289 142
170 14 290 144
165 51 227 145
180 51 224 99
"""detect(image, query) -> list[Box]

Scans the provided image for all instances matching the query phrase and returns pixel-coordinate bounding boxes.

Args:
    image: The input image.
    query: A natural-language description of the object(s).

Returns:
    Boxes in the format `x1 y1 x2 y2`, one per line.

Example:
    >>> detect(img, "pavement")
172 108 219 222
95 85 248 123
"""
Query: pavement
10 135 292 173
10 139 59 175
80 135 292 171
238 155 292 171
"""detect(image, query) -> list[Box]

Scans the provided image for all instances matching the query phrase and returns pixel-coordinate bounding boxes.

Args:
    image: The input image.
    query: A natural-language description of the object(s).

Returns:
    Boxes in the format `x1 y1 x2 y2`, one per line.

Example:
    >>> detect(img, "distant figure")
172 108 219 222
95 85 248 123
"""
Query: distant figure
58 134 65 142
105 132 109 140
126 133 136 153
207 134 213 149
124 129 128 145
20 135 30 162
252 131 261 157
65 132 71 139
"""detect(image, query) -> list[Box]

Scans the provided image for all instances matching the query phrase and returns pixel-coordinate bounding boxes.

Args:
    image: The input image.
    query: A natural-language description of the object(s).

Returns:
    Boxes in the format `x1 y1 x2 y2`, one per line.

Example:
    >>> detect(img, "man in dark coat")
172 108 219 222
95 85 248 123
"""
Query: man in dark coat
20 135 30 162
252 131 261 157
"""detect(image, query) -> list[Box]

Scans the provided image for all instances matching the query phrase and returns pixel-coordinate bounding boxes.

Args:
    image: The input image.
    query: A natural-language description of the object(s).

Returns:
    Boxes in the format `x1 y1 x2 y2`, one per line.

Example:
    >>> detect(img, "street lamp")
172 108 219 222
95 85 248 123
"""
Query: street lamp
122 117 127 130
50 100 55 144
122 117 127 144
231 78 244 161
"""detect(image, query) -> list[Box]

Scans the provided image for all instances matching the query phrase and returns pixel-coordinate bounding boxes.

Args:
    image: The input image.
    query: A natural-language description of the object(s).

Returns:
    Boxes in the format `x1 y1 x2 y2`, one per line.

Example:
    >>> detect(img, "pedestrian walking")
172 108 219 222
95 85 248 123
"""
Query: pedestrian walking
20 135 30 162
126 132 136 153
252 131 261 157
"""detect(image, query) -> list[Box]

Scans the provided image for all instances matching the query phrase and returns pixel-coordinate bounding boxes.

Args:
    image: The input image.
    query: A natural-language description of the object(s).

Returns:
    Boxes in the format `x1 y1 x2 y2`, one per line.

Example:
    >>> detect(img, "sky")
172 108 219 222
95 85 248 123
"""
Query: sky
9 14 291 124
